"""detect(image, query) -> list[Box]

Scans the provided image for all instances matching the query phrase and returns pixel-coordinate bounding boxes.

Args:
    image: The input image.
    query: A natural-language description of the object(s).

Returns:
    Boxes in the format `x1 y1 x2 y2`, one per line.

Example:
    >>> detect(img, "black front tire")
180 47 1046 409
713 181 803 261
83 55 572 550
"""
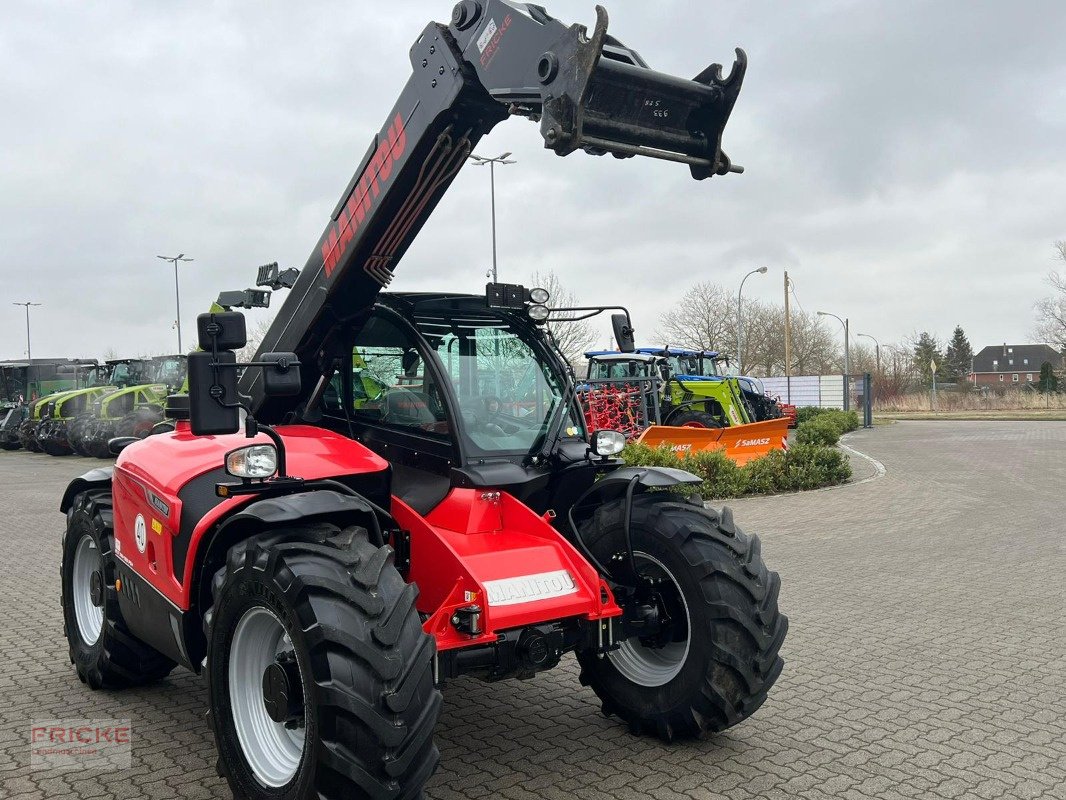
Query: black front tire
205 523 440 800
576 494 787 740
18 418 40 451
86 421 117 459
61 490 176 689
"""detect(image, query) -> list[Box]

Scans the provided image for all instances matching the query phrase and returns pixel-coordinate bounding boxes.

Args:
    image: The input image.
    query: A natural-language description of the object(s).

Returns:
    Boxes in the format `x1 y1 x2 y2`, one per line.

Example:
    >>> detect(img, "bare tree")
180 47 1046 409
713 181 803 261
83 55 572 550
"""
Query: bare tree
1033 240 1066 350
531 270 596 369
237 315 276 363
656 281 839 376
656 282 735 352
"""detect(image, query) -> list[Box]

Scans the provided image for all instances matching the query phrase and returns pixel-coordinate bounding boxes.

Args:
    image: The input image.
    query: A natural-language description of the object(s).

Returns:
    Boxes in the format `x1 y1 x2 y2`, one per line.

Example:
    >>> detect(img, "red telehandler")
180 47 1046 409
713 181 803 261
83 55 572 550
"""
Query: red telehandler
59 4 786 798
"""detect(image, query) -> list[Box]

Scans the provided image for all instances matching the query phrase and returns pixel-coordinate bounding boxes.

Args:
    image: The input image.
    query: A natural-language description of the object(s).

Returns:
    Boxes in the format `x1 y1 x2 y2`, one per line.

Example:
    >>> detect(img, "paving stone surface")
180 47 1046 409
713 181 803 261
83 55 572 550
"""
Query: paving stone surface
0 420 1063 799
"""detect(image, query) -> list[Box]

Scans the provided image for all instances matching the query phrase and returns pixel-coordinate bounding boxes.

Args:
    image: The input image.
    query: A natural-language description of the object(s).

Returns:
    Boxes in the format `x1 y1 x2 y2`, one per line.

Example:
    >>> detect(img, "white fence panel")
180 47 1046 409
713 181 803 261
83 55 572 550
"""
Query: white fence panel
818 375 845 409
761 375 846 409
762 376 819 406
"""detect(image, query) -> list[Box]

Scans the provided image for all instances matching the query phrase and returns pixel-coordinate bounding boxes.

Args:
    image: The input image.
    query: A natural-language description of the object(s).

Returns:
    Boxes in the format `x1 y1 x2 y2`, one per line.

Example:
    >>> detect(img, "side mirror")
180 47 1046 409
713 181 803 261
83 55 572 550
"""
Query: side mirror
197 311 247 351
611 313 635 353
188 351 240 435
261 352 302 397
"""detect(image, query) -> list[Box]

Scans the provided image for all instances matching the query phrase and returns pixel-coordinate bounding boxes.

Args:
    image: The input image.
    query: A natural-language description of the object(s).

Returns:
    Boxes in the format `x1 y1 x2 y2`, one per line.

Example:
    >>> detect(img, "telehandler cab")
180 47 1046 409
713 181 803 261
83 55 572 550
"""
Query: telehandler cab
60 4 785 798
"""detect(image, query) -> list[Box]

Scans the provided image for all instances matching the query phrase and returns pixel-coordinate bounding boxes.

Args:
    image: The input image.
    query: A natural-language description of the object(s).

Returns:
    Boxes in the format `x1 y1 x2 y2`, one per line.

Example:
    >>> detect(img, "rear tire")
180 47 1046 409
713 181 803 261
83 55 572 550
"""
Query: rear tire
576 494 786 740
61 490 176 689
670 410 723 429
205 523 440 800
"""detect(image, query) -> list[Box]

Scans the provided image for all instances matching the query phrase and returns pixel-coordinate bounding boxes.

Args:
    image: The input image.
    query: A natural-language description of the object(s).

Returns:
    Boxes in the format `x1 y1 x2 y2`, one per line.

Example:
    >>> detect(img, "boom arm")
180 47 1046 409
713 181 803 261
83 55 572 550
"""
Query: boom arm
247 0 747 419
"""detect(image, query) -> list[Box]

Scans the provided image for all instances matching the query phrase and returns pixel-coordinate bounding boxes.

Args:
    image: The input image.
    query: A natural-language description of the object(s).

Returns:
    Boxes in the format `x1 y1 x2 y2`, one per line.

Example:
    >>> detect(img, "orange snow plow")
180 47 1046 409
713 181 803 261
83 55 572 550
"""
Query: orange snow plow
635 417 790 465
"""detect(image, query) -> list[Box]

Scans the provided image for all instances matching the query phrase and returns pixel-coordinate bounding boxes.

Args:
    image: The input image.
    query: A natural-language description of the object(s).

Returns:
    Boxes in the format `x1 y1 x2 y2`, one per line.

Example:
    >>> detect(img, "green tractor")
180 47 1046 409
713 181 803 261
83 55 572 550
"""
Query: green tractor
635 347 787 425
36 360 157 456
34 358 146 457
16 395 59 452
583 348 758 432
8 362 103 451
72 355 188 458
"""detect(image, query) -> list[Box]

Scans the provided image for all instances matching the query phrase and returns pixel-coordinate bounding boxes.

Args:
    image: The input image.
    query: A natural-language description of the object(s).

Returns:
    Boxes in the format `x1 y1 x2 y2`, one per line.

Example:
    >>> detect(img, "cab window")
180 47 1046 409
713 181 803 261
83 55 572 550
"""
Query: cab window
347 315 449 436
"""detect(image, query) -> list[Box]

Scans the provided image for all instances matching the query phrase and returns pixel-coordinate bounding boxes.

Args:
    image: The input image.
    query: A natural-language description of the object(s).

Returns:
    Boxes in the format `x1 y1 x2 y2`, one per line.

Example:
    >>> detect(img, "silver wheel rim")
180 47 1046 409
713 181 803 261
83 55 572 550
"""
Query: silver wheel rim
72 534 104 645
228 606 306 788
608 552 691 687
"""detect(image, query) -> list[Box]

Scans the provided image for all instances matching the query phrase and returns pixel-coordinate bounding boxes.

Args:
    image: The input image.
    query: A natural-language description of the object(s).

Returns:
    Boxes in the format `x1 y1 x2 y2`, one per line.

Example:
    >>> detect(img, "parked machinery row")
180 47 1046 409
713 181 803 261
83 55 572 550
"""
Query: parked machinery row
0 356 187 456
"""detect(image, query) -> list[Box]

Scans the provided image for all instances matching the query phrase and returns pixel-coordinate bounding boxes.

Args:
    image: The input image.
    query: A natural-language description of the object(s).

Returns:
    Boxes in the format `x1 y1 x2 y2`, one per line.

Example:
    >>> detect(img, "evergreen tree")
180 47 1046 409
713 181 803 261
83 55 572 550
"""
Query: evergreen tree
912 331 943 387
1038 361 1059 392
943 325 974 383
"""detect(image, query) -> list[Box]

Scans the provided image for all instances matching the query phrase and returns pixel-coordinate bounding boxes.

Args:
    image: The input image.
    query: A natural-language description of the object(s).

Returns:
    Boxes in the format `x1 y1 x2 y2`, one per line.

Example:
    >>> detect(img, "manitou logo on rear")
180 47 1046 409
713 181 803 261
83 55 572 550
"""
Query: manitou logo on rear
320 113 408 278
484 570 577 606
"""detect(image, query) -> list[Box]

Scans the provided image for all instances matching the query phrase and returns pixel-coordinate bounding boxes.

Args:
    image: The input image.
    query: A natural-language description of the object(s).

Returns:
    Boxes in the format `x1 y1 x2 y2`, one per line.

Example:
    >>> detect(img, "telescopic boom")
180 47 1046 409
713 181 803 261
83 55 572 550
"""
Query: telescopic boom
247 1 746 418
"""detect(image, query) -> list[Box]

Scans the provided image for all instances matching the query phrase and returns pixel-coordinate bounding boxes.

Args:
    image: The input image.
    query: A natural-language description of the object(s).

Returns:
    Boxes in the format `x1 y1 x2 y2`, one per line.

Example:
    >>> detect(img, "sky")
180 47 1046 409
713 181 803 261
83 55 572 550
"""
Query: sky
2 0 1065 362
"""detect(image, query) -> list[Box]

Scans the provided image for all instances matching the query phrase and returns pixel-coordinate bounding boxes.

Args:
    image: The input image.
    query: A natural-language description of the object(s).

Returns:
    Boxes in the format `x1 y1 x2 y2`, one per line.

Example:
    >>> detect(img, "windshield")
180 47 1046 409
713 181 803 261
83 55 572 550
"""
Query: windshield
665 354 702 376
588 358 649 381
154 358 185 387
427 320 580 455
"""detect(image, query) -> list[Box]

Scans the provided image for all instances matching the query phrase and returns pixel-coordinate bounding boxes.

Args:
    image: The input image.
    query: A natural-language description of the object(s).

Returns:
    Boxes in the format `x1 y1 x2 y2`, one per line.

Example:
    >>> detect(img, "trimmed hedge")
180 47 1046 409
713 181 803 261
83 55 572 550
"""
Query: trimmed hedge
620 439 851 499
794 409 860 447
796 406 860 430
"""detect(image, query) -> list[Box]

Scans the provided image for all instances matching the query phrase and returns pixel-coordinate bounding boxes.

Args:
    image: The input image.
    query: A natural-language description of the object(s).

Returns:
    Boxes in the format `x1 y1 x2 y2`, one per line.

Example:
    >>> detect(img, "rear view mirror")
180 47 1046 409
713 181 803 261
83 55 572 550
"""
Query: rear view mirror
260 353 302 397
612 313 635 353
188 351 240 435
197 311 247 351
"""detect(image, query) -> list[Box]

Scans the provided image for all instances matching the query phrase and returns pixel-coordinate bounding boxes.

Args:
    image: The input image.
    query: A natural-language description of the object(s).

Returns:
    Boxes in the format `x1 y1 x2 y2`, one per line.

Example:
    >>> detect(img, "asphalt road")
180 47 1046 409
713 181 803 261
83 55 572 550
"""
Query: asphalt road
1 421 1064 799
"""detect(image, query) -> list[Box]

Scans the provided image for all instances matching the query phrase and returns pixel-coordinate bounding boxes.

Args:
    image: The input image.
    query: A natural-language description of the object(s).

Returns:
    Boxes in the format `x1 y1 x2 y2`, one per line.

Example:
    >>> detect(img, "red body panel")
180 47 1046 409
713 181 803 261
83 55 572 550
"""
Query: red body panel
396 490 619 651
111 422 618 652
111 422 388 609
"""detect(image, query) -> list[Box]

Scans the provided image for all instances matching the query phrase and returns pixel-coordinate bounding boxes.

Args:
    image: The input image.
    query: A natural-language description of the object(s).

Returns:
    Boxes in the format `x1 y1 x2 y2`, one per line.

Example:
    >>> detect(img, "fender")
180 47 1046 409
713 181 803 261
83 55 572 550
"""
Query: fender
184 488 388 669
60 467 114 514
567 466 701 588
572 466 701 511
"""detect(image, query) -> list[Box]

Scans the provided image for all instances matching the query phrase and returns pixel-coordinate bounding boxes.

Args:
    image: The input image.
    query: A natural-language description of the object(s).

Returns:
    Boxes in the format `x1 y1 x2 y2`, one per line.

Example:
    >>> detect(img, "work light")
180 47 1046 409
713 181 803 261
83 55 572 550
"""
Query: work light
225 444 278 479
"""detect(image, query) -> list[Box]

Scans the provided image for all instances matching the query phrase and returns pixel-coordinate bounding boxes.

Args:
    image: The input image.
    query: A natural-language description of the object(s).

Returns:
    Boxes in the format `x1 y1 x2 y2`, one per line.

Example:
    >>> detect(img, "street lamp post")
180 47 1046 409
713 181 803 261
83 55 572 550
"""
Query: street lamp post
856 332 880 374
12 302 42 361
157 254 194 352
468 153 516 283
736 266 768 374
818 310 850 410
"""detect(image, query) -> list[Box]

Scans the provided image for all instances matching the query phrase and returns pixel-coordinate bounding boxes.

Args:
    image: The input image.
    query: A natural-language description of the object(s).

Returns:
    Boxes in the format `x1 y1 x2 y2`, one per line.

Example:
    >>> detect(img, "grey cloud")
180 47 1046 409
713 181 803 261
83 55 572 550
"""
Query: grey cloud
2 1 1063 360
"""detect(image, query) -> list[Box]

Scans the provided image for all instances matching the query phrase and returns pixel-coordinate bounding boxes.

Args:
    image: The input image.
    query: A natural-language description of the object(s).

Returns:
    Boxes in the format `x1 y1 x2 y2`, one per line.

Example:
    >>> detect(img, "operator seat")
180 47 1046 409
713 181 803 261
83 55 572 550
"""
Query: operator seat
382 389 437 426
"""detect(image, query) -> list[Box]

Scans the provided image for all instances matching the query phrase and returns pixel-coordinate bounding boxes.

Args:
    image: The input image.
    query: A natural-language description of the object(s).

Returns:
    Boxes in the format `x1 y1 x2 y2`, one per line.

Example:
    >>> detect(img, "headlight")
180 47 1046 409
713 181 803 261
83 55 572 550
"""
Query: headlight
225 444 278 479
529 287 550 304
528 303 550 322
591 429 626 457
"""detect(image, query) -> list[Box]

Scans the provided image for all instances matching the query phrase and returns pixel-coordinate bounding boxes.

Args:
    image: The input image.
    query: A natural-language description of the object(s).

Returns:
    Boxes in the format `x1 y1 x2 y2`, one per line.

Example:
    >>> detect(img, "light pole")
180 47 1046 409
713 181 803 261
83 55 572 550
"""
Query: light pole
157 254 194 352
818 310 850 410
468 152 516 283
736 266 768 374
856 332 880 374
12 302 41 361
